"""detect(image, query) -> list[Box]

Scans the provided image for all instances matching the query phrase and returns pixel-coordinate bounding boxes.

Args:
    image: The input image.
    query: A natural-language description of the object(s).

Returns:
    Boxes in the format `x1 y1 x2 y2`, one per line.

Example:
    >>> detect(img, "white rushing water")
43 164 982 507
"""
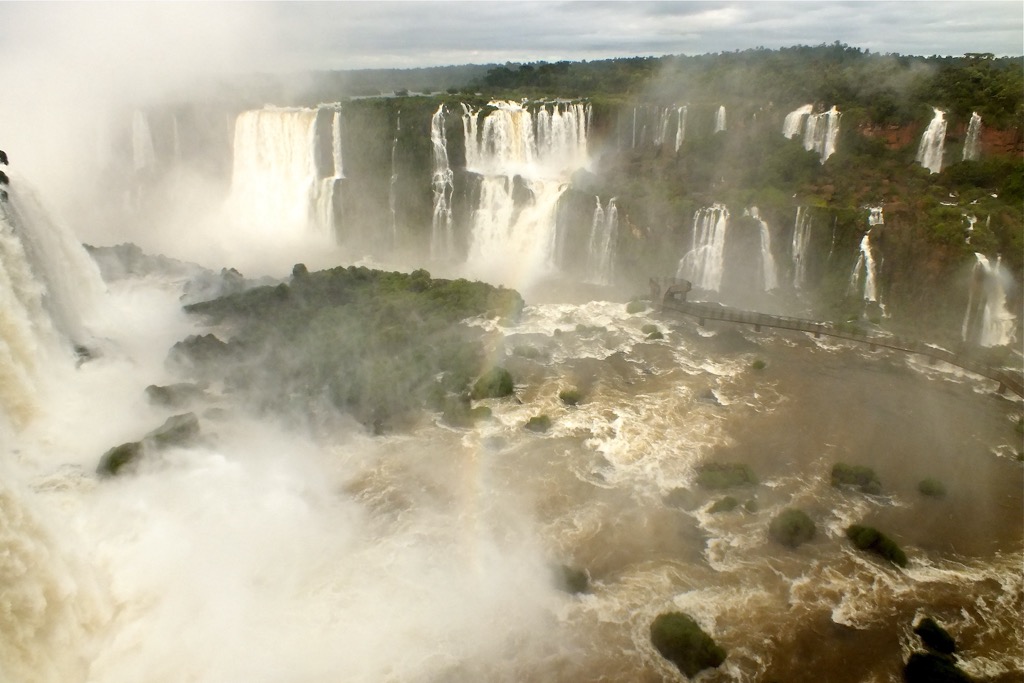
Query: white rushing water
848 232 879 303
963 111 983 162
461 100 589 287
585 196 618 285
429 104 455 261
916 108 947 174
677 204 729 291
229 107 326 238
747 207 778 291
802 106 841 163
714 105 727 133
782 104 813 139
316 108 345 235
791 206 812 289
387 111 401 248
962 253 1017 347
675 106 687 153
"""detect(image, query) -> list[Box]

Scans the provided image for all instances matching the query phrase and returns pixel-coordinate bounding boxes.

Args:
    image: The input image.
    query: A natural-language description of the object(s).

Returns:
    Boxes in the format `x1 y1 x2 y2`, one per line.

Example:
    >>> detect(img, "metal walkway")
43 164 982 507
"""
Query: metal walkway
650 278 1024 398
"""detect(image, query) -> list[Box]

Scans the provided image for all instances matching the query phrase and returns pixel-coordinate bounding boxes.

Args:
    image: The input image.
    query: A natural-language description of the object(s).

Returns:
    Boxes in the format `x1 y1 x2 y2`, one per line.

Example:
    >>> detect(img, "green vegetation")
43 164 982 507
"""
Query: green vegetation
650 612 727 677
524 415 552 433
768 508 817 548
558 388 583 406
97 413 200 477
744 498 759 513
472 367 516 400
917 478 948 498
831 463 882 495
709 496 739 513
845 524 908 567
750 359 767 371
696 462 758 489
178 266 523 432
626 299 647 314
557 565 590 595
641 323 664 340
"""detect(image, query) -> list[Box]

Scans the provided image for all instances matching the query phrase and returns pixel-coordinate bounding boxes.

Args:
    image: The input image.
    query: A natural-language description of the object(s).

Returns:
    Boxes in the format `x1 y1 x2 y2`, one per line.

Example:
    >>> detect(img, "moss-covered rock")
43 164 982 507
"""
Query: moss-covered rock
750 358 767 370
96 442 144 477
917 478 947 498
556 565 590 595
696 462 757 489
626 299 647 314
769 508 817 548
471 367 514 399
558 388 583 406
524 415 552 432
709 496 739 513
831 462 882 494
145 383 205 408
96 413 200 478
845 524 908 567
650 612 727 677
914 617 957 655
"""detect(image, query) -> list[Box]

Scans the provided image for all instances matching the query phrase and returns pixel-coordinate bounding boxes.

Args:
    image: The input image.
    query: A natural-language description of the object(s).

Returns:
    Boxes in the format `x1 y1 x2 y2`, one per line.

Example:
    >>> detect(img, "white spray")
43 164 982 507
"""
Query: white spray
586 196 618 285
963 111 982 162
916 108 947 174
677 204 729 292
791 206 812 289
430 104 455 261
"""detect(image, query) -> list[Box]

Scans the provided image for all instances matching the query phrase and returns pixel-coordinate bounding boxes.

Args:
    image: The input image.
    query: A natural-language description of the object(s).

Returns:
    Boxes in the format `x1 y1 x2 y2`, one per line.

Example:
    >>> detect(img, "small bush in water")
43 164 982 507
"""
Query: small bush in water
769 508 816 548
650 612 726 677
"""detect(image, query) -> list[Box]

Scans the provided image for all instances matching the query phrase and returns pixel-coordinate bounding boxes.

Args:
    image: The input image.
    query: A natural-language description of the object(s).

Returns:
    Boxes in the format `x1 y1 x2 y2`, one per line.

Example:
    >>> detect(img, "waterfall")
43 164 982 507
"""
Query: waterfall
783 104 813 139
430 104 455 261
868 206 884 226
388 112 401 248
791 206 812 289
714 105 727 133
965 214 977 244
675 106 687 153
229 107 327 237
316 108 344 235
585 197 618 285
131 110 156 172
0 181 105 425
461 100 589 286
677 204 729 291
962 254 1016 347
848 232 878 303
963 112 982 162
802 106 841 163
748 207 778 291
916 108 947 174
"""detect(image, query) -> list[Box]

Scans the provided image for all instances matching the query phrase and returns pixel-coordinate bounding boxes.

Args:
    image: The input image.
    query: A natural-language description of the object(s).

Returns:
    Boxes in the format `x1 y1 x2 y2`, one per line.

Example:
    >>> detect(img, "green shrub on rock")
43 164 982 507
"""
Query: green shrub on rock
845 524 908 567
696 462 757 489
917 478 947 498
750 359 767 370
471 367 514 399
831 462 882 494
524 415 552 432
626 299 647 314
709 496 739 513
768 508 816 548
558 388 583 406
650 612 726 677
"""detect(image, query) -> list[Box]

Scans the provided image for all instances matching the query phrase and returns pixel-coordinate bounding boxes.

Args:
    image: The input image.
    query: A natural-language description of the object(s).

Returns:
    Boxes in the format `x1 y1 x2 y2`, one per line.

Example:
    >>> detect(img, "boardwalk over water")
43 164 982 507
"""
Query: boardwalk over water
650 278 1024 399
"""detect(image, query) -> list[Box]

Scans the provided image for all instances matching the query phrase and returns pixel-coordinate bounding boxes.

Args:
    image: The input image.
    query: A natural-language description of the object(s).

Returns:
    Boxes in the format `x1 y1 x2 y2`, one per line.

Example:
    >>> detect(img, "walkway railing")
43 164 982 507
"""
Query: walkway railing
649 278 1024 398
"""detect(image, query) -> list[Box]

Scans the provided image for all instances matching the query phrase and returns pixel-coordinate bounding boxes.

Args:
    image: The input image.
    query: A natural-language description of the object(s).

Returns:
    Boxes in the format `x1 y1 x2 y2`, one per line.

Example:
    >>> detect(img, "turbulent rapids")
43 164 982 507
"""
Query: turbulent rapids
1 53 1023 681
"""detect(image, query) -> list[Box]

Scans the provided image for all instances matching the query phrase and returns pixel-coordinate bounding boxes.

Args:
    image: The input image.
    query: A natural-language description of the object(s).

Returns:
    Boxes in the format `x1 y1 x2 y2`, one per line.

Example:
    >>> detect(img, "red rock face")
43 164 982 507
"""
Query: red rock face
858 122 1023 156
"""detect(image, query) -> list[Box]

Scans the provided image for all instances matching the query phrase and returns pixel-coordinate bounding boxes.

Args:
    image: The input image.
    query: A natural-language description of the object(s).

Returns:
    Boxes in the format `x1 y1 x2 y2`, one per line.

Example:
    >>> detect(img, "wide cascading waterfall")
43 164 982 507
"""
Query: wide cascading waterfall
585 196 618 285
963 111 983 162
848 232 879 303
802 106 841 163
461 100 589 287
783 104 813 139
791 206 812 289
748 207 778 291
0 180 105 426
675 106 687 153
962 253 1017 347
430 104 455 261
714 105 727 133
228 107 337 240
677 204 729 292
916 108 947 174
